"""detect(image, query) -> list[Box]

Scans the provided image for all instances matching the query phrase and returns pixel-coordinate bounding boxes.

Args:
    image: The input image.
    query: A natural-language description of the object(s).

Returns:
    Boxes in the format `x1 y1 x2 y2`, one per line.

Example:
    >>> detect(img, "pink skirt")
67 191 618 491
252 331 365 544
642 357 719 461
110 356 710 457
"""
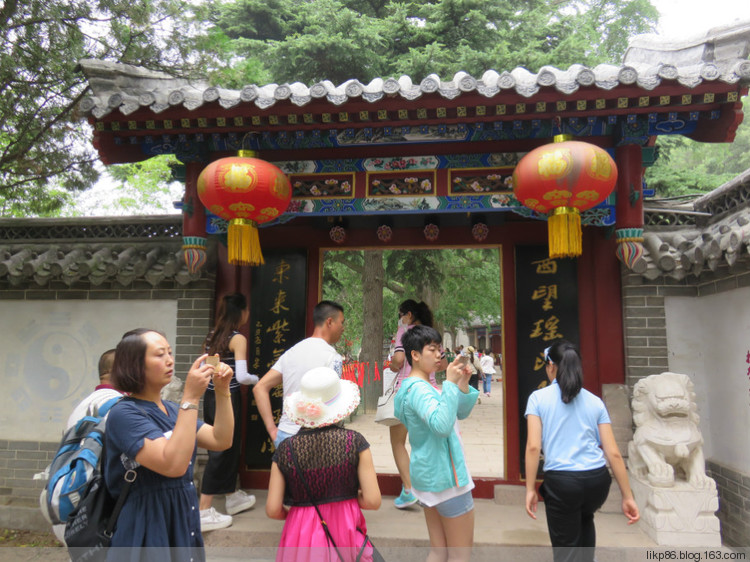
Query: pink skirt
276 498 374 562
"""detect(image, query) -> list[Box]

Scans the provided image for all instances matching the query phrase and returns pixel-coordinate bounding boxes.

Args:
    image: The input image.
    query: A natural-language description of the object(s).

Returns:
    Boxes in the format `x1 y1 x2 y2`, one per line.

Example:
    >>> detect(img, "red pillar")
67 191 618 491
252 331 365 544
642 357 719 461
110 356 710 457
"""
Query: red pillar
615 144 644 229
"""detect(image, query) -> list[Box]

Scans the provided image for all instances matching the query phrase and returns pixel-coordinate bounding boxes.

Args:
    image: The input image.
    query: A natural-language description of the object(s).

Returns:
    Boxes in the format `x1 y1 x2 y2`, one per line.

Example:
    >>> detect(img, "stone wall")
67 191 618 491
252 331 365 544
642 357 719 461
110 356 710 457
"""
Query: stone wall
622 262 750 547
0 278 215 507
706 461 750 548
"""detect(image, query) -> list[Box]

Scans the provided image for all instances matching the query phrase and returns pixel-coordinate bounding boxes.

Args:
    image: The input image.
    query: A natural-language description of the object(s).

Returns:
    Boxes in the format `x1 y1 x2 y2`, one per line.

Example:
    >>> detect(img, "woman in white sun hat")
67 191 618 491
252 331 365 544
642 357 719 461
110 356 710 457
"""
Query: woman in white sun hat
266 367 382 561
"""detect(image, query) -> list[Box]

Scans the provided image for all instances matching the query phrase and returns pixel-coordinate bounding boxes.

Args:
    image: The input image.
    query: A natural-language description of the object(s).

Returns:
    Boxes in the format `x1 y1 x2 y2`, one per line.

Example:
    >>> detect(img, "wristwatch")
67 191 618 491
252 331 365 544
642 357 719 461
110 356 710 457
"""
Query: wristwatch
180 402 198 411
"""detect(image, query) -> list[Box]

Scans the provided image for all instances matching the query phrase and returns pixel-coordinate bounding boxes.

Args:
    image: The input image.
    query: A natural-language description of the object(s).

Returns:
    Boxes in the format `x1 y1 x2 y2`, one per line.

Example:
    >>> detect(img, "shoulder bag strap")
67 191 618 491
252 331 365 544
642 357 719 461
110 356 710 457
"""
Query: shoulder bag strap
289 443 346 562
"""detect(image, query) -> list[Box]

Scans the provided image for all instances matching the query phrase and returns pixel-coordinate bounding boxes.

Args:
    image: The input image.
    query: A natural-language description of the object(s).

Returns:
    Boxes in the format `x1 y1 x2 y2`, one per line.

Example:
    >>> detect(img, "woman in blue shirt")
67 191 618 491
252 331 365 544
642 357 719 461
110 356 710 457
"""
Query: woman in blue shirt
525 340 639 562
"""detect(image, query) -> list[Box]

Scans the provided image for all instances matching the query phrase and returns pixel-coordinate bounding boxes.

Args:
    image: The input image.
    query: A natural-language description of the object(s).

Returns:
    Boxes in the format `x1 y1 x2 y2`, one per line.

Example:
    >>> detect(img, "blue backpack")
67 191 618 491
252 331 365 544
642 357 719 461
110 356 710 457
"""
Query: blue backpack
41 396 121 525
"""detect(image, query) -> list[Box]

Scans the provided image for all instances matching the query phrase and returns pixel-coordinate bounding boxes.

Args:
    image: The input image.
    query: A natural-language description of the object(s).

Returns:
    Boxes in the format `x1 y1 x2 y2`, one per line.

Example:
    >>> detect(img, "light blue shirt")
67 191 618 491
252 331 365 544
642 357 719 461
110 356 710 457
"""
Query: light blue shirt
525 379 610 471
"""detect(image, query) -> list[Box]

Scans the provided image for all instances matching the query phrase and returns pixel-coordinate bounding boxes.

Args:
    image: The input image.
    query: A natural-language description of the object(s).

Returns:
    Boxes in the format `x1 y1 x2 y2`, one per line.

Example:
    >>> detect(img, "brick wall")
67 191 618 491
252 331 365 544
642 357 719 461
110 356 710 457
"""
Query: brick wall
706 461 750 548
0 277 215 507
622 262 750 547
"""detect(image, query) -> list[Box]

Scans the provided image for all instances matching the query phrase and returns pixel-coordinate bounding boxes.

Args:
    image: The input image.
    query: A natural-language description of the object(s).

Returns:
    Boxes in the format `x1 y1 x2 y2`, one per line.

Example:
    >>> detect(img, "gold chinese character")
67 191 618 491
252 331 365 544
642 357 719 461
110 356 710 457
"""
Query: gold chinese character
271 385 284 399
267 318 291 344
274 260 291 284
529 316 564 341
542 316 564 341
532 258 557 274
270 289 289 315
531 284 558 311
534 357 546 371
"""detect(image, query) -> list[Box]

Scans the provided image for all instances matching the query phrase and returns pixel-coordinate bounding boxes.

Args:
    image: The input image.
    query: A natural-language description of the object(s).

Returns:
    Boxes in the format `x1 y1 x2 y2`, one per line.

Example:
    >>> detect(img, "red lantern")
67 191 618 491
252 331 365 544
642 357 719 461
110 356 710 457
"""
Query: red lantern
197 150 292 265
512 136 618 258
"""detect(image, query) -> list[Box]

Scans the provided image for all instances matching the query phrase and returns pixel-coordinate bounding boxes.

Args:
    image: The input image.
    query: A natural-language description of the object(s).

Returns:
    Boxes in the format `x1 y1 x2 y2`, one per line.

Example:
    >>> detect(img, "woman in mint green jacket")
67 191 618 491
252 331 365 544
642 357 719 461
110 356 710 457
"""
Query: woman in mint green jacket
394 325 478 562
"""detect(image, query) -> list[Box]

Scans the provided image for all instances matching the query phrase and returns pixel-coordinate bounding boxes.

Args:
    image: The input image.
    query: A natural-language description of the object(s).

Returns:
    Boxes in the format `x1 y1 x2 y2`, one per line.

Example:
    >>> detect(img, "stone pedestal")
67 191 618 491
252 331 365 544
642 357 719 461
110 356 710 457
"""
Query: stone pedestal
631 475 721 547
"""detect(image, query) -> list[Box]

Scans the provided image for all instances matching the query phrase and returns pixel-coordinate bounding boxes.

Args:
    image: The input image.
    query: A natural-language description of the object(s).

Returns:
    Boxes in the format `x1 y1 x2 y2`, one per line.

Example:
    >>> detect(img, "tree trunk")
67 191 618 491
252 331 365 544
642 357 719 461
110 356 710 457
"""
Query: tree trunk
360 250 384 413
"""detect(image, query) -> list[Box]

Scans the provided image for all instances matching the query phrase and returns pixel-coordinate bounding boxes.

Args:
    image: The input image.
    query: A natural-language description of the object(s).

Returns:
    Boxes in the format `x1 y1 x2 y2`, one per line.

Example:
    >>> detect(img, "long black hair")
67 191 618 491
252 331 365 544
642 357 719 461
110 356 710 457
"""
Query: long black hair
547 340 583 404
399 299 434 327
204 293 247 356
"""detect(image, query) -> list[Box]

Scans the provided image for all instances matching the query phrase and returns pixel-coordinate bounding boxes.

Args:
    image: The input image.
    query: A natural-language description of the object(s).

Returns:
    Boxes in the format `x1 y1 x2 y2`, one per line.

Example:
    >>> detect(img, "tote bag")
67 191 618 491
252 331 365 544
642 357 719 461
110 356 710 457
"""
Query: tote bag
374 369 400 426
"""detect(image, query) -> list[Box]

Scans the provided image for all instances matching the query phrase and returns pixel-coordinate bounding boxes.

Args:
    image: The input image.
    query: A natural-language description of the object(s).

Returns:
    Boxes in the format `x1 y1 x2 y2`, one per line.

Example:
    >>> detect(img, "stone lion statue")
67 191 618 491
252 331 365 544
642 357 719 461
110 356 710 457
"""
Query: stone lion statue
627 372 713 489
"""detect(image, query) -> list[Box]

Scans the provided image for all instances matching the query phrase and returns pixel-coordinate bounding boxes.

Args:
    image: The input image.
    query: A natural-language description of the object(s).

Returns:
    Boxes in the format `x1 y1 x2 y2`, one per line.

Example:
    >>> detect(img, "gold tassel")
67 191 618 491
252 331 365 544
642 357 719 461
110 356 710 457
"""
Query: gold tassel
548 207 582 258
228 218 265 266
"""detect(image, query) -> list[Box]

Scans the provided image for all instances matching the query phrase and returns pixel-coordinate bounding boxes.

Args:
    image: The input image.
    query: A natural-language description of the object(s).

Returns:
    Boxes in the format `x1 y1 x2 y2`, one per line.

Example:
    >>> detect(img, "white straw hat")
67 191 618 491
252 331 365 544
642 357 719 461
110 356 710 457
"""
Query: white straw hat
284 367 360 428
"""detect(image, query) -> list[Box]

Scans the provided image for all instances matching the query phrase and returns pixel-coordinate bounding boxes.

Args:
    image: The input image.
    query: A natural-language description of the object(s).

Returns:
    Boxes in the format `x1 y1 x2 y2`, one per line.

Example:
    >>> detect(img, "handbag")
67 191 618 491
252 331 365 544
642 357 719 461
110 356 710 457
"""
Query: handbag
290 444 385 562
64 447 138 562
374 370 400 426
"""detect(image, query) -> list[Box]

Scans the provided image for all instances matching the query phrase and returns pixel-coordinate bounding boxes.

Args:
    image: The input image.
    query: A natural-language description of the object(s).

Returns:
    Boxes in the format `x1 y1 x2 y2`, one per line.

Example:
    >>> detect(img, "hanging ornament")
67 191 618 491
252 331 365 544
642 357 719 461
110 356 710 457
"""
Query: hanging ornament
512 135 618 258
471 222 489 242
615 228 646 272
424 223 440 242
197 150 291 266
329 225 346 244
377 224 393 243
182 236 207 274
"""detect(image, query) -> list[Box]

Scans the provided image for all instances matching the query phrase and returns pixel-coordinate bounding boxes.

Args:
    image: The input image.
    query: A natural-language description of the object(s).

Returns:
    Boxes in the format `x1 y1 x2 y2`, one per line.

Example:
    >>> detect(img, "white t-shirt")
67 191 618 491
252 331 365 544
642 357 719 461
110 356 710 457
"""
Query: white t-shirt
271 337 343 434
480 355 495 375
66 387 123 430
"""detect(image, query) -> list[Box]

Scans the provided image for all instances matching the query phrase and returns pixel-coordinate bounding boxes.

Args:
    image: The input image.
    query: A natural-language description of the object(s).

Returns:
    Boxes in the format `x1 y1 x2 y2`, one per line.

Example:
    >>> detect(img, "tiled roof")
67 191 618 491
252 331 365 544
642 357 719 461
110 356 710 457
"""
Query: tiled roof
77 20 750 119
0 216 202 286
639 169 750 280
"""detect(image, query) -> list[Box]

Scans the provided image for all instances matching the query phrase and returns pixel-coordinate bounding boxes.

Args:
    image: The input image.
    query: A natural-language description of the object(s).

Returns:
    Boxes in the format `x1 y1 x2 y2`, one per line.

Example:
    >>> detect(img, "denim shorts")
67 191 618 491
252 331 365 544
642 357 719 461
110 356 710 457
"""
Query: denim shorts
432 491 474 518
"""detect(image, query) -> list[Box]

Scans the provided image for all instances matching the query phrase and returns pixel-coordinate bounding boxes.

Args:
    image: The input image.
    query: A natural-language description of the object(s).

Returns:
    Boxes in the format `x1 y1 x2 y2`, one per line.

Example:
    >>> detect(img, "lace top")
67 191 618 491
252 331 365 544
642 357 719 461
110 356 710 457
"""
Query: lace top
272 425 370 507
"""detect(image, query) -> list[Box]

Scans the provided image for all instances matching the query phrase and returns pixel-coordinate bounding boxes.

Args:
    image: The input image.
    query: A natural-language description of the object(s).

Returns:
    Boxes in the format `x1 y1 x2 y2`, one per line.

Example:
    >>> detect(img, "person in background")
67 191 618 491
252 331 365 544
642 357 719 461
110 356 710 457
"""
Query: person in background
395 325 477 562
479 348 495 398
387 299 446 509
199 293 259 531
48 348 122 543
66 348 121 428
104 328 234 559
253 300 345 448
466 346 484 404
266 367 381 561
525 340 639 562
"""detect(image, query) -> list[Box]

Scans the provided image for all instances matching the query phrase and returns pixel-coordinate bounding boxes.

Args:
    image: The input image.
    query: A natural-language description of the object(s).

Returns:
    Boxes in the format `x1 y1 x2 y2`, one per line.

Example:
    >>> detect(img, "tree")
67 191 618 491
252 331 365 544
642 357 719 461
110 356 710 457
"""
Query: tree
645 95 750 198
207 0 658 86
0 0 212 216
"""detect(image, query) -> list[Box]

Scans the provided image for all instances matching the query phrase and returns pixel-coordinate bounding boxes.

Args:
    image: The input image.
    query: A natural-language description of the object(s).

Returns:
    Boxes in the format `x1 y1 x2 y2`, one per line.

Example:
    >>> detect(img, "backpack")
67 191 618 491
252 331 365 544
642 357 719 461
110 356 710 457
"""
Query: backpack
41 396 121 525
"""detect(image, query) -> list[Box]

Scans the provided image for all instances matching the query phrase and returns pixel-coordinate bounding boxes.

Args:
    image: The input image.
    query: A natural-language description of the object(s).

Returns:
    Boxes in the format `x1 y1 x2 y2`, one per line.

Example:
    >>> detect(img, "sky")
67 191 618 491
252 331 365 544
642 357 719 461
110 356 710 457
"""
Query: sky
651 0 750 37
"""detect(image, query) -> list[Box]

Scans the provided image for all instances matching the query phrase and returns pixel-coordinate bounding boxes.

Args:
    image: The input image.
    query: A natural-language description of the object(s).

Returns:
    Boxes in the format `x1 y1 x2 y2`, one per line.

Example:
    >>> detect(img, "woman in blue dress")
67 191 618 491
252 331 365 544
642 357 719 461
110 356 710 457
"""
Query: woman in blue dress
105 328 234 561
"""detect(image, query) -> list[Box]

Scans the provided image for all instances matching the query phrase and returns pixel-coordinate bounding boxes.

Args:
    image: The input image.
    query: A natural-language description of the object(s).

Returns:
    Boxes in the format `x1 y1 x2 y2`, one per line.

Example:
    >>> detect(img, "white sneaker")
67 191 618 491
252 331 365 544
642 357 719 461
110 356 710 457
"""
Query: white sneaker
225 490 256 515
200 507 232 531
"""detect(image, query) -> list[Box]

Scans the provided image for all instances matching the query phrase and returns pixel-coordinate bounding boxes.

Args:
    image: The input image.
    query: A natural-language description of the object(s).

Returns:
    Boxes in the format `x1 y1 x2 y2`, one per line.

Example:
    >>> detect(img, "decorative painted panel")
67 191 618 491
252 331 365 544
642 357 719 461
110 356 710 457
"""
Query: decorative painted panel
289 173 355 198
449 167 514 195
366 170 436 197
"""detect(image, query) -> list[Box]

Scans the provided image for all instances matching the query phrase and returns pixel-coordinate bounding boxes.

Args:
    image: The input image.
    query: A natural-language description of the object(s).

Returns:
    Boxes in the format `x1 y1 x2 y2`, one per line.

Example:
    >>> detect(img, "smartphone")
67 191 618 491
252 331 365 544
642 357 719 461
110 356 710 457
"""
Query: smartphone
455 352 469 367
205 355 220 367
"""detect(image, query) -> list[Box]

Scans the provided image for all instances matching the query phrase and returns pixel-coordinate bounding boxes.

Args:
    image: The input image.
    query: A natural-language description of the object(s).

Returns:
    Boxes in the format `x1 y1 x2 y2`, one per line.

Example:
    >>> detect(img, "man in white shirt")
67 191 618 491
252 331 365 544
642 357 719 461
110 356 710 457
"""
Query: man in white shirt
66 349 122 429
253 300 345 447
51 349 123 542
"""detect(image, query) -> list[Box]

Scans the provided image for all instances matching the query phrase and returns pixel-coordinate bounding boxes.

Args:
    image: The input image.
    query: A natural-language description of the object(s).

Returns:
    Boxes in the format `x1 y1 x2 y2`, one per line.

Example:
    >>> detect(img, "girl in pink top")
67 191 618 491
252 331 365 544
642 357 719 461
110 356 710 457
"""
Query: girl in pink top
388 299 445 508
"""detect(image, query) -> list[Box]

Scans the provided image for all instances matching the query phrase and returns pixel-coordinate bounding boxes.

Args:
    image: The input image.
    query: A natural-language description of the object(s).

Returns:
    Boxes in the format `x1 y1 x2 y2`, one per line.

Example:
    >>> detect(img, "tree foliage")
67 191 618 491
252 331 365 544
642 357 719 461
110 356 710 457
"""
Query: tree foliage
0 0 212 216
645 96 750 198
207 0 658 87
322 248 502 357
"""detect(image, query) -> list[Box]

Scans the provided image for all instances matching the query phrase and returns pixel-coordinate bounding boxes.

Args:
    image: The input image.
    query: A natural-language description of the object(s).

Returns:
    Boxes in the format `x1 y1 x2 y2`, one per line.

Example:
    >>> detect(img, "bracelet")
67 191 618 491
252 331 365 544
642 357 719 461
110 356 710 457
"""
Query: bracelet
218 391 231 398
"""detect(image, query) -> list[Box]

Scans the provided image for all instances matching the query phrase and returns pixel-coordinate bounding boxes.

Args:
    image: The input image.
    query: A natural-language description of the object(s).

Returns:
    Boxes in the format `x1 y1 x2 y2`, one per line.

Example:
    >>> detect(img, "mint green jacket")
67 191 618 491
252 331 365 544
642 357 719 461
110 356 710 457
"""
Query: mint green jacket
394 377 479 492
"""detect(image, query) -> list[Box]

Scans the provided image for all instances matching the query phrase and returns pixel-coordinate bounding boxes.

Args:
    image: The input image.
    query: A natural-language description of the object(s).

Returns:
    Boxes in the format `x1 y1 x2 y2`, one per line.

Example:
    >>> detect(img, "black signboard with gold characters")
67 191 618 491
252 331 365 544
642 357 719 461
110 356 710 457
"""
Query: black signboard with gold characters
245 249 307 469
515 246 579 477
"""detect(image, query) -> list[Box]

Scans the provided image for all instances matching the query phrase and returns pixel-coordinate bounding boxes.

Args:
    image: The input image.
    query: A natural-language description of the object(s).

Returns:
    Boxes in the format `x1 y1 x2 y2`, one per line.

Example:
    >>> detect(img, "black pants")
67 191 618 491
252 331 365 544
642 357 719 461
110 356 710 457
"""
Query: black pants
200 388 243 495
469 374 480 390
539 466 611 562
